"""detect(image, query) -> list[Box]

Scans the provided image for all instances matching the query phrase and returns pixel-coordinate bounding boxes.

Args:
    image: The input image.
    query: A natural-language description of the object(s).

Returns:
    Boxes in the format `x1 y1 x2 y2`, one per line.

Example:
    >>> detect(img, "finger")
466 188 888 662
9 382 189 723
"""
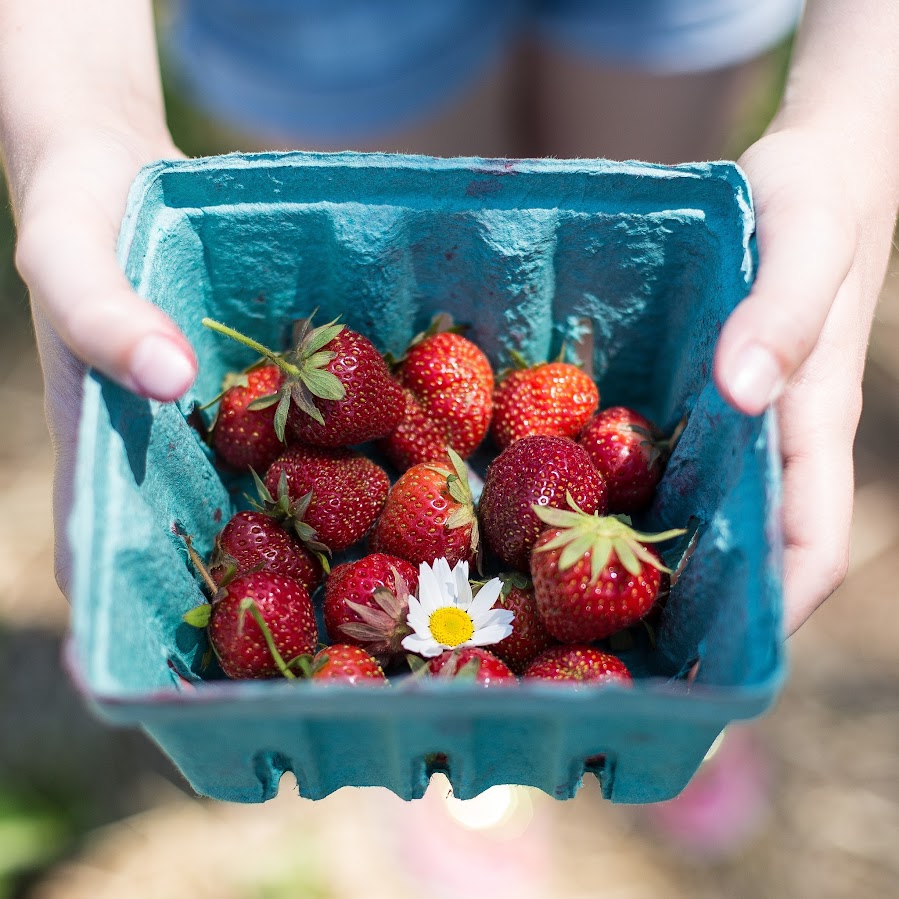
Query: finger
16 207 197 401
780 418 856 636
714 194 855 416
778 348 863 636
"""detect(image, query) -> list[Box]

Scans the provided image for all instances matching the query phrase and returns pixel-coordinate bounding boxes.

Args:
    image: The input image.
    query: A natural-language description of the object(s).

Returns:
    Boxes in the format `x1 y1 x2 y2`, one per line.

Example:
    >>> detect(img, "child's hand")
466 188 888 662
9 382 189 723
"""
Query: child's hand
16 131 196 400
12 128 196 594
715 126 898 634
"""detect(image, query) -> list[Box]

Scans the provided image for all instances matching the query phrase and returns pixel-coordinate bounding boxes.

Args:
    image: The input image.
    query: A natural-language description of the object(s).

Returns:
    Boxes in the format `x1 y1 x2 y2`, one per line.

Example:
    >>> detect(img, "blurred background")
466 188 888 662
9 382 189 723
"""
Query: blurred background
1 16 899 899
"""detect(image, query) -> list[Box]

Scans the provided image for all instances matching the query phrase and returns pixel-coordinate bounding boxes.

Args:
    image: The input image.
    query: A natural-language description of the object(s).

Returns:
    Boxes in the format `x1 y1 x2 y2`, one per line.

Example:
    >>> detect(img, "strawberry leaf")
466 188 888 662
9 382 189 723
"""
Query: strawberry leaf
273 391 292 441
446 475 469 506
289 382 325 425
558 532 595 570
454 658 482 681
299 367 346 401
532 504 582 529
301 320 345 356
183 604 212 628
246 393 280 411
406 653 428 674
446 505 474 530
613 538 642 577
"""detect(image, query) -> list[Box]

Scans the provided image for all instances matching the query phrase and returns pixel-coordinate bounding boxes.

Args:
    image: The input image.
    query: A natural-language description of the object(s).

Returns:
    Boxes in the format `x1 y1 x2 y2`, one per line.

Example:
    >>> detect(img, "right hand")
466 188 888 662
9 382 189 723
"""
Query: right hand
12 126 197 594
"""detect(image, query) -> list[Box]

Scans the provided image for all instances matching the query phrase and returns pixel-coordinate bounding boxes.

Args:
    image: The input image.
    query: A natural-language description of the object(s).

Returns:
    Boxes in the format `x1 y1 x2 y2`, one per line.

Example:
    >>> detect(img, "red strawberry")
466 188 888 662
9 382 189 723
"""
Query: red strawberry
370 449 479 567
478 435 607 571
524 645 632 686
199 571 318 679
210 364 285 471
264 445 389 552
394 328 494 459
323 553 419 664
491 360 598 450
579 407 669 513
529 504 684 643
208 510 323 593
486 574 557 675
427 647 516 687
203 316 403 449
286 325 404 447
309 644 388 685
377 387 454 471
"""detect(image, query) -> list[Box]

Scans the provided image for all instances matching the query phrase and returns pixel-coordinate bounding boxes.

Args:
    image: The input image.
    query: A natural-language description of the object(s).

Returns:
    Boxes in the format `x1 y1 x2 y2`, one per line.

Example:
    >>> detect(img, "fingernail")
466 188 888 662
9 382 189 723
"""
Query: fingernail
727 344 783 414
130 334 196 400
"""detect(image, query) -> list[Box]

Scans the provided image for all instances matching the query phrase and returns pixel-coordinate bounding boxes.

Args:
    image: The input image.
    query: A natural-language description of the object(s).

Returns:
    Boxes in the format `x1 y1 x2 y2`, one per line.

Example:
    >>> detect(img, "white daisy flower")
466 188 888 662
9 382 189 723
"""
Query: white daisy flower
401 558 513 658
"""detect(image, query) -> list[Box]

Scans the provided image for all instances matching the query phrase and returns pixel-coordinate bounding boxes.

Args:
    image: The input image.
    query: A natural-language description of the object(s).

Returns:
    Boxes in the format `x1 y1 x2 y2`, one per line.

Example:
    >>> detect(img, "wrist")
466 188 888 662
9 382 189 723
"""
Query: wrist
3 116 178 220
752 117 899 223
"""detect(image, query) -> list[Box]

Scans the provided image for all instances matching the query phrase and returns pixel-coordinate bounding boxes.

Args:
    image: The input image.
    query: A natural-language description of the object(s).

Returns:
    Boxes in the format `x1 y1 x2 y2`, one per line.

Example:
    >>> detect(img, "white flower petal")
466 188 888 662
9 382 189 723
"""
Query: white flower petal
454 563 473 609
475 608 515 630
468 623 514 647
405 596 430 634
434 556 454 589
417 562 445 614
401 633 443 658
466 577 504 621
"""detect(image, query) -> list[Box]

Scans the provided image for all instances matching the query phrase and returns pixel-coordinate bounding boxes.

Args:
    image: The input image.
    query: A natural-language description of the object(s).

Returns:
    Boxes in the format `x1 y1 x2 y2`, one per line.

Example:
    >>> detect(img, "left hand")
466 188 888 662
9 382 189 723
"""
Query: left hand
714 125 898 635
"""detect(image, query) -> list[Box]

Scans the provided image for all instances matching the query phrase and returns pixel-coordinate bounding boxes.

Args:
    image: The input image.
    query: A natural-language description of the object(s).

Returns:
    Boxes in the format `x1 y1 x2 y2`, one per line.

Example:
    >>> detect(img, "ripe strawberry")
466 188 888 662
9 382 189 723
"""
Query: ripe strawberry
203 316 403 449
579 407 669 513
486 574 557 675
427 647 516 686
491 359 598 450
210 364 285 471
195 571 318 679
286 325 404 447
323 553 419 664
309 645 388 685
394 327 494 459
479 435 607 571
264 445 389 552
370 449 479 567
524 645 632 686
377 387 453 471
208 510 323 593
529 503 684 643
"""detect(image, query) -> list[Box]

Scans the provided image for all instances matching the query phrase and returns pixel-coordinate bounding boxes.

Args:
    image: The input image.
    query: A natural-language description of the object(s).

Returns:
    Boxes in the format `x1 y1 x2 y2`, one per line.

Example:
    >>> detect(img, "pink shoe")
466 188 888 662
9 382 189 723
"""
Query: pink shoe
645 727 772 860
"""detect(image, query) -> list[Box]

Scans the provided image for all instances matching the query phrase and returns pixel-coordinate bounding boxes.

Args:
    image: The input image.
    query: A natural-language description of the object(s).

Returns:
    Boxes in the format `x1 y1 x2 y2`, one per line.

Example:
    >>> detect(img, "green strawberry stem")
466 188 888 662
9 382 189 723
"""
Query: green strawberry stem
240 598 297 680
202 318 302 377
286 653 315 678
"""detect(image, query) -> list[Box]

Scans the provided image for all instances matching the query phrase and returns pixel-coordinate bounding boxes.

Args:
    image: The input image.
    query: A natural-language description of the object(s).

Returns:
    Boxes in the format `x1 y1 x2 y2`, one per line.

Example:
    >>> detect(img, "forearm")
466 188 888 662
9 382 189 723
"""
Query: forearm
0 0 172 207
772 0 899 207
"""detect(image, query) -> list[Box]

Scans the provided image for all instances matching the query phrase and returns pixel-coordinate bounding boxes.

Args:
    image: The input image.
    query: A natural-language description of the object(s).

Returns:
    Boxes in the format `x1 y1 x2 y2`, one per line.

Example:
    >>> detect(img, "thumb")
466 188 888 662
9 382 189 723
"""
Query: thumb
714 192 856 415
16 206 197 401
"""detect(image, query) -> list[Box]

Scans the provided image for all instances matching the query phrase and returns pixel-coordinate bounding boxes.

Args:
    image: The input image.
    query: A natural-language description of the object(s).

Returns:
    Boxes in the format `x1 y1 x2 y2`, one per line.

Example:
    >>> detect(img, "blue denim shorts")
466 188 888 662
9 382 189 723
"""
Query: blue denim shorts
167 0 803 143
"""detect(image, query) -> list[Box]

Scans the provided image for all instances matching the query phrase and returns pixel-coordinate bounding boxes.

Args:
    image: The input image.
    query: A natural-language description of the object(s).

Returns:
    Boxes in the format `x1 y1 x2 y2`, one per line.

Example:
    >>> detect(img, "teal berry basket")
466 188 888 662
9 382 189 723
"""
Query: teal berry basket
67 151 785 805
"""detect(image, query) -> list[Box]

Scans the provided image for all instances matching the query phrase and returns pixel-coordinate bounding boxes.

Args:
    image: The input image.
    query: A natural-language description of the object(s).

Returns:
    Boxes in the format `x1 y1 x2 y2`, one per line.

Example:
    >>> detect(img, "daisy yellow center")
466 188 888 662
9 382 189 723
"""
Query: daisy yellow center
429 606 475 647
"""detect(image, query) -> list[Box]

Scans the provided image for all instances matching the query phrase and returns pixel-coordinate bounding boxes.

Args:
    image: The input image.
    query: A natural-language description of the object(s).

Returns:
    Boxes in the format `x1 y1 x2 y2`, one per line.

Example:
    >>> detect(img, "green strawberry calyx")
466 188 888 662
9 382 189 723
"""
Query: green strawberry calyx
248 468 332 572
202 315 347 438
426 447 480 555
532 495 686 583
338 565 414 662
